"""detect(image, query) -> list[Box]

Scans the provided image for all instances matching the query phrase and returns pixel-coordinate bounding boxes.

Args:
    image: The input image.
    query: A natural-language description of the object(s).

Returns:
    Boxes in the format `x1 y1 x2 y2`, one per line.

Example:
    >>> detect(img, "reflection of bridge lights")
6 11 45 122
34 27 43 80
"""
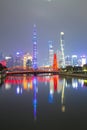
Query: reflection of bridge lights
5 83 11 90
16 86 23 94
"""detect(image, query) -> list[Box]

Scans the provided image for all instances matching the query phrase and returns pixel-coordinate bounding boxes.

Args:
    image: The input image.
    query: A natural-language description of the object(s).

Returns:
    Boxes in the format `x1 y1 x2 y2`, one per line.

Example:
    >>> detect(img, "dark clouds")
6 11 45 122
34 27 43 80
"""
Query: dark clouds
0 0 87 64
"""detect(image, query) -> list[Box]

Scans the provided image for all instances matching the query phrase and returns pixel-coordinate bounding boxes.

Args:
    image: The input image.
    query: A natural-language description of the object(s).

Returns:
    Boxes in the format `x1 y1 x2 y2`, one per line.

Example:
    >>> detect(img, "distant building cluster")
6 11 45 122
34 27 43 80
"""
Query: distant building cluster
0 52 32 68
64 55 86 67
0 25 87 69
0 51 86 69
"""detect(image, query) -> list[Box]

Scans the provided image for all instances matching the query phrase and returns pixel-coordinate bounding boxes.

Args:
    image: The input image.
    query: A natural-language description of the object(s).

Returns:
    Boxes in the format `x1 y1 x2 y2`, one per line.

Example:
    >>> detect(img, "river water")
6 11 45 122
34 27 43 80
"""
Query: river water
0 74 87 129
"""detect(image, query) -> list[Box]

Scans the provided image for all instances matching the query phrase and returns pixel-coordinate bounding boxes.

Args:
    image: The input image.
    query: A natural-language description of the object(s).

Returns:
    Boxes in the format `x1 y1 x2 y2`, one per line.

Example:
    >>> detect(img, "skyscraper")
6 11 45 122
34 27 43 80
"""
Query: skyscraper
53 53 58 70
72 55 78 66
32 24 38 69
81 55 86 66
48 41 54 67
60 32 65 68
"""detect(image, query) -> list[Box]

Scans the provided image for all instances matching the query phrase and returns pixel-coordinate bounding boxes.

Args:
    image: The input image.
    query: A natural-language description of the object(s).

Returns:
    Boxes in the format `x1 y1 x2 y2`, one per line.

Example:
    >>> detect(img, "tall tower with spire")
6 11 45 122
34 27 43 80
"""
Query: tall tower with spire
32 24 38 69
60 32 65 68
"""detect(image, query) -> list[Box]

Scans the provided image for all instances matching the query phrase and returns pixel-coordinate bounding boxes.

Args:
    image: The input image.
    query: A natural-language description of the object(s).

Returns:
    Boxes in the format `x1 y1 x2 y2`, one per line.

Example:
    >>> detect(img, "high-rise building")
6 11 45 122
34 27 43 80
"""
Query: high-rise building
65 55 72 66
81 55 86 66
53 53 58 70
14 52 23 66
32 24 38 70
5 55 14 67
23 53 32 68
71 55 78 66
48 41 54 67
60 32 65 68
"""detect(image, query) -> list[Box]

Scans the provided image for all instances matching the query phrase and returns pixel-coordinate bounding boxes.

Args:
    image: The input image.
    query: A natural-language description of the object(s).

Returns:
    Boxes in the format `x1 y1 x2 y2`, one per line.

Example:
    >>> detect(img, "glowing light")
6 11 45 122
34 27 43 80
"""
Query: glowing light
23 76 28 90
16 86 23 94
16 52 20 55
17 87 20 94
5 56 11 60
61 32 64 35
62 105 65 112
72 82 78 88
5 83 11 90
33 24 38 69
50 89 53 94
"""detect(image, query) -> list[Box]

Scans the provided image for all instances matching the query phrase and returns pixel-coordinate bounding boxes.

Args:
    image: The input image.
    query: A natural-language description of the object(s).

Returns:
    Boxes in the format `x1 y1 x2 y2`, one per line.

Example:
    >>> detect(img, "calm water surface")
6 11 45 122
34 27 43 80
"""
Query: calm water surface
0 74 87 129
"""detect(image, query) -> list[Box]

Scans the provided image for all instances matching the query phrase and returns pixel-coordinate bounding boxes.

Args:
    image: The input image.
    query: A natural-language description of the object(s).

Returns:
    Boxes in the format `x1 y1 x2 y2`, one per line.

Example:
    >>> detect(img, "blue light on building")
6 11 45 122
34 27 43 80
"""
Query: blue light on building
32 24 38 70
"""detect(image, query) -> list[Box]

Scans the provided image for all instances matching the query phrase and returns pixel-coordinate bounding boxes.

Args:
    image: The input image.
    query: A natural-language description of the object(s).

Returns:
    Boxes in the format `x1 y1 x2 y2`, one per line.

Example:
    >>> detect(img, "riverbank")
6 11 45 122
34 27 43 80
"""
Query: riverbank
58 72 87 79
0 70 6 79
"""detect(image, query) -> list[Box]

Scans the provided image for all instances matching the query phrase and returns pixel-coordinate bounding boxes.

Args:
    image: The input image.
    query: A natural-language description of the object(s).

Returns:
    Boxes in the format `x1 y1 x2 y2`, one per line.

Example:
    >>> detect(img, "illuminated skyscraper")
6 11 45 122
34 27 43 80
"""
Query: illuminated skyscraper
23 53 32 68
72 55 78 66
53 53 58 70
49 41 54 67
32 24 38 69
60 32 65 68
81 55 86 66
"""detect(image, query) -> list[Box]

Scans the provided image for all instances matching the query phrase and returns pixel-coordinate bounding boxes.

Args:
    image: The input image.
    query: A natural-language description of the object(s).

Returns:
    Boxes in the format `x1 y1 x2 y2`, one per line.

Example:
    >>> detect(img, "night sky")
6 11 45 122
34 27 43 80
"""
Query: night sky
0 0 87 65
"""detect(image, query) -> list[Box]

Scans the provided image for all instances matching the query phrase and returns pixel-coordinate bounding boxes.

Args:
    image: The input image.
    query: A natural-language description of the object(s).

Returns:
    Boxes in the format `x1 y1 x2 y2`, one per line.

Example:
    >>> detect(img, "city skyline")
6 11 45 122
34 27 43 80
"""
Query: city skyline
0 0 87 65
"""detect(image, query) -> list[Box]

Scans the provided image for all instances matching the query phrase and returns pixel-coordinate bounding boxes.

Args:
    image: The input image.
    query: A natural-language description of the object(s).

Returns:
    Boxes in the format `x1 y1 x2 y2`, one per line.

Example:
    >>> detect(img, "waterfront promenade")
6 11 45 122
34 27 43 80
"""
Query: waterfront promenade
58 72 87 79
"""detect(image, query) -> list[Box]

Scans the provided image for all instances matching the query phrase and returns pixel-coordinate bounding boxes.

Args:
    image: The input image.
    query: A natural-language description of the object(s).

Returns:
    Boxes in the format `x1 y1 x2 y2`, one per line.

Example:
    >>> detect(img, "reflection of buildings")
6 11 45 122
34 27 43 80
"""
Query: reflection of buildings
49 75 66 112
4 75 87 118
22 75 33 90
53 75 58 91
49 76 54 103
61 79 65 112
83 79 87 87
33 77 38 120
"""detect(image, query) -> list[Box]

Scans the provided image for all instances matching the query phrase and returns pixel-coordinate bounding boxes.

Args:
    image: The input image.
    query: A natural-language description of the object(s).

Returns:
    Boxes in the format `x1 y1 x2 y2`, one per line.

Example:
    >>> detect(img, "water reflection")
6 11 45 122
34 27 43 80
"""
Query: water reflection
61 78 65 112
3 75 87 120
33 76 38 120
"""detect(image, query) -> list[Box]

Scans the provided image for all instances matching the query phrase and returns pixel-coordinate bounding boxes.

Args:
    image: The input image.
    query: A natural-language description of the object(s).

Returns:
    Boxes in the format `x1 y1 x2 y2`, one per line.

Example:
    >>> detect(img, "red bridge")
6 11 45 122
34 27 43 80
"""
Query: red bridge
6 66 59 75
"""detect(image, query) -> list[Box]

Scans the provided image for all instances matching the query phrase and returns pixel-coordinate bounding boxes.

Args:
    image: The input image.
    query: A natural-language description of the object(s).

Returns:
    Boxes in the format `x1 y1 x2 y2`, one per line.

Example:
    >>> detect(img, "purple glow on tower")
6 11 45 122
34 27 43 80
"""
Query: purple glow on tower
32 24 38 69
